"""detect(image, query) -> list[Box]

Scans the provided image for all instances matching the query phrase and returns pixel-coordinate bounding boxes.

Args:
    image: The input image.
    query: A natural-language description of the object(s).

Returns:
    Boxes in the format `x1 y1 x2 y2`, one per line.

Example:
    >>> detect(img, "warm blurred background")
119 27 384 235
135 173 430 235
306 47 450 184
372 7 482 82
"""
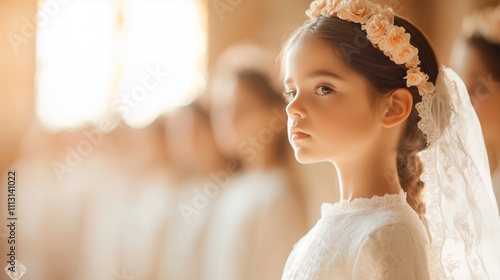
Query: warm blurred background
1 0 499 279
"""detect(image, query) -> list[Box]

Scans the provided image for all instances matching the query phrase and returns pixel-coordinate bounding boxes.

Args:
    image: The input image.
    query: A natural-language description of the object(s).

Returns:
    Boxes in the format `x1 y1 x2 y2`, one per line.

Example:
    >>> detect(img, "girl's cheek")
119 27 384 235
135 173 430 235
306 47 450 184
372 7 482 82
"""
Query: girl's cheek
332 106 375 140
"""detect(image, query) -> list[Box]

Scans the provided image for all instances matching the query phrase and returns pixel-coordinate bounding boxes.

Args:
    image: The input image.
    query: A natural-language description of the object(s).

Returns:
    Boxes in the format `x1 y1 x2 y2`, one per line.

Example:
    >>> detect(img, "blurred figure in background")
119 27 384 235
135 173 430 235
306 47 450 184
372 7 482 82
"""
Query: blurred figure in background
14 118 174 280
116 117 175 280
15 120 89 280
202 44 308 280
158 101 228 280
453 4 500 212
73 120 172 280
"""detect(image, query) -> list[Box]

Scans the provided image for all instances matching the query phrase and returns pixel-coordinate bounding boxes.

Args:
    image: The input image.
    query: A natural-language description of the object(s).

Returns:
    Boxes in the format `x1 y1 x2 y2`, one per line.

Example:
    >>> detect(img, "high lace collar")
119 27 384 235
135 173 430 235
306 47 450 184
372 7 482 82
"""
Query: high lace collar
321 190 407 218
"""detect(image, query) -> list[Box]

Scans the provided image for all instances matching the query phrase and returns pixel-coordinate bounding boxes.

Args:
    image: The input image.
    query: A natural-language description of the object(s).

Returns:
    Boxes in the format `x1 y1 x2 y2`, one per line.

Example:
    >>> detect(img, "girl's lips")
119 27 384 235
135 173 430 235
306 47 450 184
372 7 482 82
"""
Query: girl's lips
291 132 311 140
290 126 311 140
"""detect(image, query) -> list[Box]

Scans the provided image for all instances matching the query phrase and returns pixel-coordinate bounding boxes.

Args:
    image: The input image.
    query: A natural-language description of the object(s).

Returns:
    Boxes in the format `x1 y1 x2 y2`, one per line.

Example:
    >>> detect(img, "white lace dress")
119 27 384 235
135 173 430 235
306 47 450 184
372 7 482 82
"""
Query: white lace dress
281 190 430 280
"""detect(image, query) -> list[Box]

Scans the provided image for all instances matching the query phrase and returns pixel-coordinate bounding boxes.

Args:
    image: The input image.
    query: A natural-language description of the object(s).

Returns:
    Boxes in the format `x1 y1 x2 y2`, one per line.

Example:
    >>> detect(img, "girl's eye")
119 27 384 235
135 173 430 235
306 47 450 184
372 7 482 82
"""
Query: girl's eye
315 86 334 95
283 90 297 101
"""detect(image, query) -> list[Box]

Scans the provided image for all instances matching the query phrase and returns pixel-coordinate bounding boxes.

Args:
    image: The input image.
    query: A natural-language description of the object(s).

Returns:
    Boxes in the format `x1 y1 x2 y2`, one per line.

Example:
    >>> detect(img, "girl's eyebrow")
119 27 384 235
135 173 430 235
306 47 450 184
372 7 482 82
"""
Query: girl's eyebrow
285 69 345 85
307 70 344 81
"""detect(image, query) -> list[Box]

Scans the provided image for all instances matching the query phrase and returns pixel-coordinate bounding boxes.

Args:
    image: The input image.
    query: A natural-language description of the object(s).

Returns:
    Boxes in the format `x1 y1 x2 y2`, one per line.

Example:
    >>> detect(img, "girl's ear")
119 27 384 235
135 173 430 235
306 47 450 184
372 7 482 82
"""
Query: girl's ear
380 88 413 128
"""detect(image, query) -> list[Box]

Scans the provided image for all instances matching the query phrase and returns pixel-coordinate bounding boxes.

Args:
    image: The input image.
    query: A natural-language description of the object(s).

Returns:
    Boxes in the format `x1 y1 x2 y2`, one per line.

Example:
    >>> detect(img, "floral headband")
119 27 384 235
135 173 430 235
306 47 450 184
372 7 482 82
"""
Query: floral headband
306 0 435 96
462 4 500 46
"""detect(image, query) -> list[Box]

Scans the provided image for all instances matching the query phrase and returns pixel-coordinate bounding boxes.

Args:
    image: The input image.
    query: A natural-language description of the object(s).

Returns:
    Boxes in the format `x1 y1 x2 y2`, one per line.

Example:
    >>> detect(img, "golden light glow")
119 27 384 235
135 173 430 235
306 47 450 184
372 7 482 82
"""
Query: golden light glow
36 0 207 131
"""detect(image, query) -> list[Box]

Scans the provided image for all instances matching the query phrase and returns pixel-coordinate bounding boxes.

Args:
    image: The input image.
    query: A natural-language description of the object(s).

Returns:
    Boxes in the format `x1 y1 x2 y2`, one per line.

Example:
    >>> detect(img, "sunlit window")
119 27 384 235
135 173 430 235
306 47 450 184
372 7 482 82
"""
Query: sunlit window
36 0 207 131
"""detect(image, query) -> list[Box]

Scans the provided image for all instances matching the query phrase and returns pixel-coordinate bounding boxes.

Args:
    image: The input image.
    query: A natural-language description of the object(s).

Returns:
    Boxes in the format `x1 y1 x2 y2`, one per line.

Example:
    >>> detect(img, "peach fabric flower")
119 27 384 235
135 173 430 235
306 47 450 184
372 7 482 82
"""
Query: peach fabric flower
306 0 328 18
322 0 343 17
378 5 394 24
391 44 418 65
337 0 374 23
418 81 436 95
405 55 421 69
378 25 411 52
335 2 349 19
362 14 391 44
405 68 427 88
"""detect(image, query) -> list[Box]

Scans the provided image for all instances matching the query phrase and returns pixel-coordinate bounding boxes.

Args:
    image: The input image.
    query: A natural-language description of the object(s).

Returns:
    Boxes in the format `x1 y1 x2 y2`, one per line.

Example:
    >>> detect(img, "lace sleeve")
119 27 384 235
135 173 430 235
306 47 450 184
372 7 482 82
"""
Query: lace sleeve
352 222 430 280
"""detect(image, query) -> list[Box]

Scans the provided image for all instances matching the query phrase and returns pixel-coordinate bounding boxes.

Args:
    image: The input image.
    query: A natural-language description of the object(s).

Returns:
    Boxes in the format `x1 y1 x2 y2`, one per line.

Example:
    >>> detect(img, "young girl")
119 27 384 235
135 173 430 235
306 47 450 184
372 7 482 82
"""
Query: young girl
279 0 500 279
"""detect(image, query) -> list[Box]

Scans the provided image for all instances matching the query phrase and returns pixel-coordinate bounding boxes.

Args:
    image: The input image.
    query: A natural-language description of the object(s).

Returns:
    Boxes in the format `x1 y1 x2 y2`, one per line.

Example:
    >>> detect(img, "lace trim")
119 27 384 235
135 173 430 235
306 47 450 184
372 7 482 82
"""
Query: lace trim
416 66 500 279
321 190 407 218
415 91 439 146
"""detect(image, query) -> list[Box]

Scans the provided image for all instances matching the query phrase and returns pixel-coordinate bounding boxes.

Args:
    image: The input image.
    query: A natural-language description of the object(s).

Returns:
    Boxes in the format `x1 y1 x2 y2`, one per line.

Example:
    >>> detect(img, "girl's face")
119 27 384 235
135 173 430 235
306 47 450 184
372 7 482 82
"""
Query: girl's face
284 38 382 164
458 46 500 146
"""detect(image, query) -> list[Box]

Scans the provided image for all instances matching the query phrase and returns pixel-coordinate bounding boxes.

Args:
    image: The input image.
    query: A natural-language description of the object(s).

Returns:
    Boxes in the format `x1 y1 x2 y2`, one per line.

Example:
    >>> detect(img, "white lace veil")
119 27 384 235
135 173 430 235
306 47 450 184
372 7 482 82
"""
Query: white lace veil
417 66 500 279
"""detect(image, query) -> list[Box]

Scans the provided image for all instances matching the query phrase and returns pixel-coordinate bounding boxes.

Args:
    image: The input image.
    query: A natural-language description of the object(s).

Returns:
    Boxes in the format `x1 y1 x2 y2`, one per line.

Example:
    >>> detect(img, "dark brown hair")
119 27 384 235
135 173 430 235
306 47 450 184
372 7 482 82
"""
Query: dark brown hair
282 15 439 230
467 36 500 80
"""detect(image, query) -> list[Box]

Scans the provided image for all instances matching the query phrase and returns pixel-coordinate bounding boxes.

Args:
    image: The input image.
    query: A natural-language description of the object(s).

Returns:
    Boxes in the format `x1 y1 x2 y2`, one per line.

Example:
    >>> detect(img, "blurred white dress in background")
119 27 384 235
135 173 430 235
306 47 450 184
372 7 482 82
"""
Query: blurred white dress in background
202 168 306 280
119 173 173 280
159 178 219 280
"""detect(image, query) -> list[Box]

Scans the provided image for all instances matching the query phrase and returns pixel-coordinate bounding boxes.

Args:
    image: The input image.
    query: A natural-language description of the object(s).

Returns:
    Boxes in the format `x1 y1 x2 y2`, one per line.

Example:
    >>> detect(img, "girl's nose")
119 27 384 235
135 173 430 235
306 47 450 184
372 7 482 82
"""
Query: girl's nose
286 93 306 119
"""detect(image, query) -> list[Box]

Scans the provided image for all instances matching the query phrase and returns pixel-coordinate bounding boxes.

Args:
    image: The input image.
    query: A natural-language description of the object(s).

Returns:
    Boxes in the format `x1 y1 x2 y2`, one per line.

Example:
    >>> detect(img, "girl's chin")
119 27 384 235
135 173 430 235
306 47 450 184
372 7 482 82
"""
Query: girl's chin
294 150 324 164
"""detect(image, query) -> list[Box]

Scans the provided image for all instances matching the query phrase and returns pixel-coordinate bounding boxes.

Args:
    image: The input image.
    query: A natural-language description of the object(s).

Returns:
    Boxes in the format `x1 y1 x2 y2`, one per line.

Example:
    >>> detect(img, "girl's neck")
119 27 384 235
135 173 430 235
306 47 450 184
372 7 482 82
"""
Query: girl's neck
333 150 402 202
488 144 499 175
